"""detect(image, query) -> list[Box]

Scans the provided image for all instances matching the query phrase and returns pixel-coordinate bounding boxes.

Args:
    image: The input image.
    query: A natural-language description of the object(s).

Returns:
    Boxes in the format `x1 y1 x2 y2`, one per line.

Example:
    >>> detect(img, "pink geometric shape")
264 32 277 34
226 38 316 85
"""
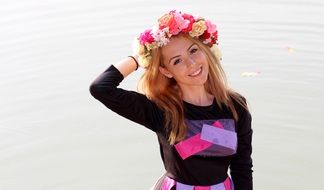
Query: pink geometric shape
161 176 176 190
175 133 213 160
212 120 224 129
195 186 211 190
223 177 232 190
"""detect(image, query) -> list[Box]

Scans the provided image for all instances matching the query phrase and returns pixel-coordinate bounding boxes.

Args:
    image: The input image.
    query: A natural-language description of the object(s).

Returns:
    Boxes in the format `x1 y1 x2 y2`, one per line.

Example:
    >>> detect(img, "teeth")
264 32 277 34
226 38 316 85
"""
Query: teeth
189 67 202 77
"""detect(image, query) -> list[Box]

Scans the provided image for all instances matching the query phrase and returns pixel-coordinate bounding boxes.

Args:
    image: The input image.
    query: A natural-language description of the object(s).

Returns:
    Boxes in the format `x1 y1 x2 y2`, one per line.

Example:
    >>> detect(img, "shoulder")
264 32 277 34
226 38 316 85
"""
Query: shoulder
229 91 248 112
229 91 252 125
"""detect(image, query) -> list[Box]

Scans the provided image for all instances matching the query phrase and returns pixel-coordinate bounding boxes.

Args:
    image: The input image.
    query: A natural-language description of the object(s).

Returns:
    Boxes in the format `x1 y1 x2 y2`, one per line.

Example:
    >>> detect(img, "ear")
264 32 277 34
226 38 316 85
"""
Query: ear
159 66 173 78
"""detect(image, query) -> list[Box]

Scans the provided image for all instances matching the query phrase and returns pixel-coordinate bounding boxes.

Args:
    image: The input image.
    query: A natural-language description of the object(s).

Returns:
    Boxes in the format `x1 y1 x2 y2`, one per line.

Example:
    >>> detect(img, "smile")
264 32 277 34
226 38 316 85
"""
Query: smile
189 67 202 77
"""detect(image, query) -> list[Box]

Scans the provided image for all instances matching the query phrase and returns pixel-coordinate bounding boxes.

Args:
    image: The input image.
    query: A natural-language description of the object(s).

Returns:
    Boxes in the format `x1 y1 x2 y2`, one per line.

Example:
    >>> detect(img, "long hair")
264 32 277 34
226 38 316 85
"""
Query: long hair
137 34 248 145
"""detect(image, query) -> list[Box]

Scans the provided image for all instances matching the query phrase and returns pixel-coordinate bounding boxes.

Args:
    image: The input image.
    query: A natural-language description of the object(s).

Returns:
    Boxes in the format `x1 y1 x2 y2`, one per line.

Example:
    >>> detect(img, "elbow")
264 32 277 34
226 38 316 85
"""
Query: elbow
89 83 99 98
89 82 104 99
89 81 115 99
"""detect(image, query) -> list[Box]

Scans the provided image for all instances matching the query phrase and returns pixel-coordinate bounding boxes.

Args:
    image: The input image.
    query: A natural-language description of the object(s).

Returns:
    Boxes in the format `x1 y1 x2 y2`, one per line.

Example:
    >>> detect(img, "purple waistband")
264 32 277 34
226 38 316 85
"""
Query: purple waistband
161 176 234 190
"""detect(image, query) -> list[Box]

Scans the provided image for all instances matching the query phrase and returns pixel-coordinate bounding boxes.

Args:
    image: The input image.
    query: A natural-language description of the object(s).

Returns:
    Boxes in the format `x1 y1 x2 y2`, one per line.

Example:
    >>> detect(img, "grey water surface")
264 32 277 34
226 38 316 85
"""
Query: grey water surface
1 0 323 189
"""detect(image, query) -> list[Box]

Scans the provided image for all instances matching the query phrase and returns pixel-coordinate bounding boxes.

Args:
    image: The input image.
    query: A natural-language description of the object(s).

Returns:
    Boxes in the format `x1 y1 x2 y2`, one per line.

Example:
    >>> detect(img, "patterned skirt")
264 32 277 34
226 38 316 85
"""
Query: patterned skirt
150 174 234 190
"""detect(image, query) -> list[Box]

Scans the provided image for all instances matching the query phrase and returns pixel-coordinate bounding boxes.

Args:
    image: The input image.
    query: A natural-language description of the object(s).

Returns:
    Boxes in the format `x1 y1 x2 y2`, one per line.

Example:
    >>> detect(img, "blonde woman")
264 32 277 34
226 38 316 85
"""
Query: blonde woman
89 10 253 190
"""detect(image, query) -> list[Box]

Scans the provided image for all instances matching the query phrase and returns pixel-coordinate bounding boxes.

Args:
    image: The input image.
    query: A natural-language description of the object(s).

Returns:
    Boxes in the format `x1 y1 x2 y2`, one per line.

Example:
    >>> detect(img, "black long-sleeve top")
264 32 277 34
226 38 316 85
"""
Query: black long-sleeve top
89 64 253 189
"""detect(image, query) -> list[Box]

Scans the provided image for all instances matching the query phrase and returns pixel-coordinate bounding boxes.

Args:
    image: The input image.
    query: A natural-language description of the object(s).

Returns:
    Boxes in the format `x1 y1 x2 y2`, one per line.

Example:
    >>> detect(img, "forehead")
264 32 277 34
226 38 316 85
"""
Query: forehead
161 36 194 58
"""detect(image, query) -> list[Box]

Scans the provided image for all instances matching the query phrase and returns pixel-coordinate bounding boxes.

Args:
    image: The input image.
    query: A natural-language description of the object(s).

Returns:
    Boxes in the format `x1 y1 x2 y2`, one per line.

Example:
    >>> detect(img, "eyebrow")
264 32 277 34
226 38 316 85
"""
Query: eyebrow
168 43 197 64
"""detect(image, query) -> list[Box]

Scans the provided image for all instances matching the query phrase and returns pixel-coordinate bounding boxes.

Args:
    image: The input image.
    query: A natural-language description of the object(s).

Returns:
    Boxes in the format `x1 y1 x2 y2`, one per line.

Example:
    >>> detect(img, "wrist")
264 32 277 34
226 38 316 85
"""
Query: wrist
128 55 139 71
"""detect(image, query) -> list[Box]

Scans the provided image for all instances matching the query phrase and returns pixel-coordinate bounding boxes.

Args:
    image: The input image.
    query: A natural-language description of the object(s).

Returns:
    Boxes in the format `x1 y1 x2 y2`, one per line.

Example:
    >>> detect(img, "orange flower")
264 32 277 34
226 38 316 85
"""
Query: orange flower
158 13 174 29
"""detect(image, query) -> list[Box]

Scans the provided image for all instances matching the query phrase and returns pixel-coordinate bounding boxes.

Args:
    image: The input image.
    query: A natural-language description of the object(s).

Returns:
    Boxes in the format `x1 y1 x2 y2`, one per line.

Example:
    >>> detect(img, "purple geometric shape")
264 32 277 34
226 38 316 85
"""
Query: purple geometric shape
201 124 237 150
176 182 194 190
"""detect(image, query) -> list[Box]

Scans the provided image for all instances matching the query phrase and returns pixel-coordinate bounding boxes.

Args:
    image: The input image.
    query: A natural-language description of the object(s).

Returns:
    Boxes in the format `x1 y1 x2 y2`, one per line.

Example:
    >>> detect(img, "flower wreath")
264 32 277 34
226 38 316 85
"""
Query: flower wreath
135 10 220 68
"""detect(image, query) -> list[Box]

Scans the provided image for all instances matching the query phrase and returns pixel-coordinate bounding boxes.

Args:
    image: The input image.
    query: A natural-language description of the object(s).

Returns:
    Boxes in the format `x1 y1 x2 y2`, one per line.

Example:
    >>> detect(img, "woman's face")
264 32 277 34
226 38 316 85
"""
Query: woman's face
159 35 209 88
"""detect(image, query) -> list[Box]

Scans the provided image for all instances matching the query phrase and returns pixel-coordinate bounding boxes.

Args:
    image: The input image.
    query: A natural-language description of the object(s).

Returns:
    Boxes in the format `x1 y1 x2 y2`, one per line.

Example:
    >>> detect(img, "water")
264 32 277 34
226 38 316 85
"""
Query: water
1 0 323 189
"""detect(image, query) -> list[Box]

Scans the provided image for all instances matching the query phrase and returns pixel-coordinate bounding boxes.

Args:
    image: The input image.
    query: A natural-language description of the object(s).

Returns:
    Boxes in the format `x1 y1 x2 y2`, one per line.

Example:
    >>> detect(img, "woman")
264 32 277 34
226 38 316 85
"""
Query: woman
89 10 253 190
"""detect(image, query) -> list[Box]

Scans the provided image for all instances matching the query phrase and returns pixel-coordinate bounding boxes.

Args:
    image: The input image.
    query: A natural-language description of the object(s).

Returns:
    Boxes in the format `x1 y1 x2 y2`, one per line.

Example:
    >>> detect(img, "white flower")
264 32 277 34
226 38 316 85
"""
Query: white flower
153 27 170 47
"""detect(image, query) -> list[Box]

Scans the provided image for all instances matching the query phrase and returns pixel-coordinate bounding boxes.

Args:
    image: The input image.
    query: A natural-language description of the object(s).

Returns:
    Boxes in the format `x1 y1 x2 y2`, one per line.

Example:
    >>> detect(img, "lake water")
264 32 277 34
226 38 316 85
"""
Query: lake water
1 0 323 189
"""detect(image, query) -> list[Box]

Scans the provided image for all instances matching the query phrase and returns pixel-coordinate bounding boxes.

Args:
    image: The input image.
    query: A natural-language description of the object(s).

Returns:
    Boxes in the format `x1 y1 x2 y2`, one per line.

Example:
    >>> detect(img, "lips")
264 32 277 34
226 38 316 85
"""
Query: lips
189 66 202 77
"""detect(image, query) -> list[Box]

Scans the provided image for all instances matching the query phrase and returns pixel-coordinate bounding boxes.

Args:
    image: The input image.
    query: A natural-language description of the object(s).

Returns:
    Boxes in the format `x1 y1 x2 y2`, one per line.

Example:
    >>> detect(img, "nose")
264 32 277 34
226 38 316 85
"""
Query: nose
186 56 196 67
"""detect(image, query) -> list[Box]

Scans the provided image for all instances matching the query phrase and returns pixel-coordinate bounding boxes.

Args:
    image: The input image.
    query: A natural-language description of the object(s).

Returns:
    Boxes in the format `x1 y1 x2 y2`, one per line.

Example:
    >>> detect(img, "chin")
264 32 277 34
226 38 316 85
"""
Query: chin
189 76 208 86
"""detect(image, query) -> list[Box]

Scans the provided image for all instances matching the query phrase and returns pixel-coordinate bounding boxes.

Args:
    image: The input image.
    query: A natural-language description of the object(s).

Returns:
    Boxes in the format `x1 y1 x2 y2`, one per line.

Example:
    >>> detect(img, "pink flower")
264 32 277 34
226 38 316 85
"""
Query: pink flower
138 29 155 45
205 19 217 34
168 17 181 35
181 13 195 33
173 12 189 31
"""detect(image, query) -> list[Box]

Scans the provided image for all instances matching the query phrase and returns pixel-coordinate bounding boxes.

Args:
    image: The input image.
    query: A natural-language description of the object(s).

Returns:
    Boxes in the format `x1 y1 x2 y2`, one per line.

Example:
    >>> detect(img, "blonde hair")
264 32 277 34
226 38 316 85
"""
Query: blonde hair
137 34 248 145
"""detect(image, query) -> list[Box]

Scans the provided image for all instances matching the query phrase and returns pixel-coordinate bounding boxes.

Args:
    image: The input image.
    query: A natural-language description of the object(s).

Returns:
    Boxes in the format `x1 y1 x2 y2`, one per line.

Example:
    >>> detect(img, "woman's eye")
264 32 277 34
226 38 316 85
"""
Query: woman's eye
190 48 198 54
174 59 181 65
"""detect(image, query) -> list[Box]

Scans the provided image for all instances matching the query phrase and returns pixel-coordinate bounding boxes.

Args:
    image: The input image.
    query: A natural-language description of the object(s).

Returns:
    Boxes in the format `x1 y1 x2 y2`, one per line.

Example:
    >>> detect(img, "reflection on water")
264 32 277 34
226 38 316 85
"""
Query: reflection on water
0 0 323 189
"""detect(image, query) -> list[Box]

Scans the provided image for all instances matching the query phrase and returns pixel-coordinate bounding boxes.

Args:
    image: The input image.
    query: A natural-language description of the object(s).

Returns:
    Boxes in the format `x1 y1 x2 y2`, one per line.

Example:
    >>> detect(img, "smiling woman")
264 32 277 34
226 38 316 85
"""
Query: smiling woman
89 10 253 190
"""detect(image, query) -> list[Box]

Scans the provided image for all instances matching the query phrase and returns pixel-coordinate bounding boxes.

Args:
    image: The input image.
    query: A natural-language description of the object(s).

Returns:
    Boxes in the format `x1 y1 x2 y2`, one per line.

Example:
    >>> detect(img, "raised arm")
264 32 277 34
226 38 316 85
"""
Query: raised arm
89 56 164 132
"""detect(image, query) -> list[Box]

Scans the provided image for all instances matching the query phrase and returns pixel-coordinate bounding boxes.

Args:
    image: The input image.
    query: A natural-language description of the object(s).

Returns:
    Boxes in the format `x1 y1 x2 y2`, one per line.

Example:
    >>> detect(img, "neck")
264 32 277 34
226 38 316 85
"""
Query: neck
179 84 214 106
